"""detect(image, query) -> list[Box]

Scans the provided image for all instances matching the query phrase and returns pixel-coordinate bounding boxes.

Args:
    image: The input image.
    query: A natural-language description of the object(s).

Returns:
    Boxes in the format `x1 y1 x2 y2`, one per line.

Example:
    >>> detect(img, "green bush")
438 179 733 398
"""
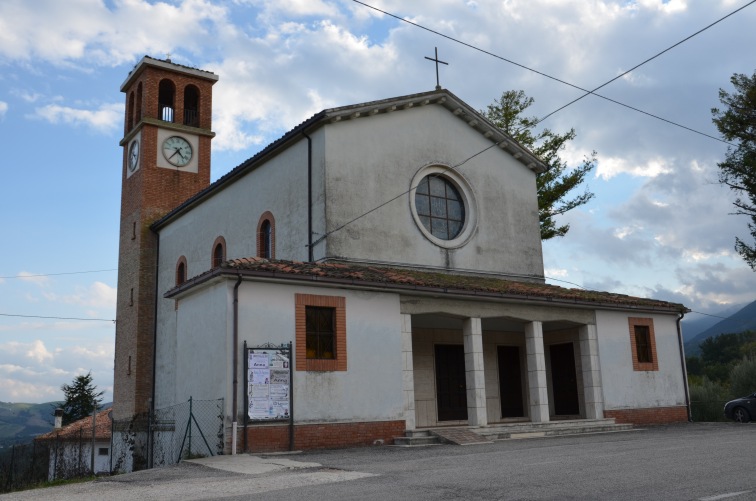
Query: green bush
730 358 756 398
689 377 730 422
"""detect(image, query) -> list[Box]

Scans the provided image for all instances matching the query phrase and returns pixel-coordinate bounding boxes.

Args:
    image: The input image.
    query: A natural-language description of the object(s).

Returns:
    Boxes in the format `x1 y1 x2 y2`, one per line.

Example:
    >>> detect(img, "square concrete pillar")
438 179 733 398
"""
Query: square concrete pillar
525 321 549 423
401 314 416 430
463 317 487 427
579 324 604 420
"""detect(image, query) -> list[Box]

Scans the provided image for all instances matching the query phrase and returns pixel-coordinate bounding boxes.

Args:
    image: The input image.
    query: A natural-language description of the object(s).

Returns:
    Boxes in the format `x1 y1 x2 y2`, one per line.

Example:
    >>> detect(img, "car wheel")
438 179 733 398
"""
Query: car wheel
733 407 750 423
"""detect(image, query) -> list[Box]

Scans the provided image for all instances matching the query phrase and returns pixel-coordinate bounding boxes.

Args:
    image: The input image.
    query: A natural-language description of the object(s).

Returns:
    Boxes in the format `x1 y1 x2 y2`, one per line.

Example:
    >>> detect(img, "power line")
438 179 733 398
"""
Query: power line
0 269 117 279
352 0 748 146
310 142 501 248
536 0 756 127
687 310 730 320
308 1 750 246
0 313 115 322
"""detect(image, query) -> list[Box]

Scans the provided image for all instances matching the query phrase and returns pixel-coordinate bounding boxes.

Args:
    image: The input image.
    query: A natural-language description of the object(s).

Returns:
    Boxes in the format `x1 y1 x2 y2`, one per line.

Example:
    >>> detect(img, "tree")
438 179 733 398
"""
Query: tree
484 90 597 240
711 71 756 270
59 371 103 426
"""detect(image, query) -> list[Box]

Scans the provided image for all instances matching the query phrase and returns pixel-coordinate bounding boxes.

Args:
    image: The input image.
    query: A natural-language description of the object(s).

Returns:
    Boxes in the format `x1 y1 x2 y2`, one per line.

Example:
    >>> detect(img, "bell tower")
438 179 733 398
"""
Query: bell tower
113 56 218 422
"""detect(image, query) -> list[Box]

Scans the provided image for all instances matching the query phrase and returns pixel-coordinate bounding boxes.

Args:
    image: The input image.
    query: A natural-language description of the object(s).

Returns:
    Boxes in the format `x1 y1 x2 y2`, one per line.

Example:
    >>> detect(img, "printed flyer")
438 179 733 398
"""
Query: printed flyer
247 348 291 420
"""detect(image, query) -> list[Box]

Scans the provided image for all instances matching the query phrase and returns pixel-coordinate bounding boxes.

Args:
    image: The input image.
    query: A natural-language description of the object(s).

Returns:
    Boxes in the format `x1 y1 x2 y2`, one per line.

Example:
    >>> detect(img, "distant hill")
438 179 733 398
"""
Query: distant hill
681 302 747 342
685 300 756 356
0 401 113 448
0 401 58 448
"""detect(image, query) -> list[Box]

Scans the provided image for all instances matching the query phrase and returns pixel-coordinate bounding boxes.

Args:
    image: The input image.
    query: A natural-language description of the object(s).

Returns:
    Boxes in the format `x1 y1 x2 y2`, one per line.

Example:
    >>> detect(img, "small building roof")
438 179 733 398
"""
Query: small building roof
165 257 688 314
36 410 111 442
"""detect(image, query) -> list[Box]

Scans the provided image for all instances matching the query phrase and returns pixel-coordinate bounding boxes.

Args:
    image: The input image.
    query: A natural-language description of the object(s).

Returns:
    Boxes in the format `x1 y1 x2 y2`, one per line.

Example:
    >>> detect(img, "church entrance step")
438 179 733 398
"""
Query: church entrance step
429 427 493 446
392 429 442 446
477 418 635 440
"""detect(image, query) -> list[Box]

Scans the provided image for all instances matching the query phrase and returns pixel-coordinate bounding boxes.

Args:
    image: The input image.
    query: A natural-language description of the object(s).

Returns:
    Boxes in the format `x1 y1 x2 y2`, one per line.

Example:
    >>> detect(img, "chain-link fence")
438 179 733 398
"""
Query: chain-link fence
690 400 729 422
111 397 224 473
0 441 50 493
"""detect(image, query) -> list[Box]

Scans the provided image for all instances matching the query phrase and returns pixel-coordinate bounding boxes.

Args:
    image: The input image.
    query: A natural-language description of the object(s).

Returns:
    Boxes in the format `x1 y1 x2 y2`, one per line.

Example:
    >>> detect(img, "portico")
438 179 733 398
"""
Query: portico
399 297 605 430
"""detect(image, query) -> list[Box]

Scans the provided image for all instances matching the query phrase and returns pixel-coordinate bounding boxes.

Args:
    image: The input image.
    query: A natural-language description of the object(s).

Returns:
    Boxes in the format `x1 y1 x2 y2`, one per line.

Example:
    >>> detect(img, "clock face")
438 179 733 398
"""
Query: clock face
162 136 193 167
128 140 140 172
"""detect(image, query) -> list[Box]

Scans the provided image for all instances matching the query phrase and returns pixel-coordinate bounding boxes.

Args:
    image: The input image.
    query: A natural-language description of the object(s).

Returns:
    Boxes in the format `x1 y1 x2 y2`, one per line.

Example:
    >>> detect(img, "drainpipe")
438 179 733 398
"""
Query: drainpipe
302 131 313 262
676 312 692 422
231 274 242 454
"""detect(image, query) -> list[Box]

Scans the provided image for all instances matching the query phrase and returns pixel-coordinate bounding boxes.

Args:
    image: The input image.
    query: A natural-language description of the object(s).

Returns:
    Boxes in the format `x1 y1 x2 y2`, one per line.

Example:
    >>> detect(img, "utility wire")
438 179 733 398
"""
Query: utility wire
537 0 756 127
309 1 750 246
686 310 730 320
310 142 500 248
352 0 749 146
0 313 115 322
0 269 117 279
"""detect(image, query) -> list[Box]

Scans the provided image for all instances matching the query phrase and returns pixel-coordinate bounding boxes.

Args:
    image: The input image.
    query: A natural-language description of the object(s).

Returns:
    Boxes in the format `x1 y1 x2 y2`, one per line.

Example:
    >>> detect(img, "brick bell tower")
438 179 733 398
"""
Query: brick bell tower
114 56 218 422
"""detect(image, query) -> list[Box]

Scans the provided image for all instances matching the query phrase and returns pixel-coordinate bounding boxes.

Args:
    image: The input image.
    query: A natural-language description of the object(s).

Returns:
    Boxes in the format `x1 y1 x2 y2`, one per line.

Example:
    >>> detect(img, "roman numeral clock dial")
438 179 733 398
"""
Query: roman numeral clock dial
162 135 193 167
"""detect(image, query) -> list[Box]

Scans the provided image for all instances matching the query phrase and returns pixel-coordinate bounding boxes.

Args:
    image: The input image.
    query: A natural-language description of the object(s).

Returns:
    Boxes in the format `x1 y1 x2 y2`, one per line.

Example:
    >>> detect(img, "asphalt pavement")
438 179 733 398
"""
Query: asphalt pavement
3 422 755 500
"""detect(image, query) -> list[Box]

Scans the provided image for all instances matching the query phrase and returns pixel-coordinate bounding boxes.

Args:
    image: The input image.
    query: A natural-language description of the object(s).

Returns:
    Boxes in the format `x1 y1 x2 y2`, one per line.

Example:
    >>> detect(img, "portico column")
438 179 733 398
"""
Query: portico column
579 324 604 420
525 321 549 422
401 314 416 430
463 317 487 427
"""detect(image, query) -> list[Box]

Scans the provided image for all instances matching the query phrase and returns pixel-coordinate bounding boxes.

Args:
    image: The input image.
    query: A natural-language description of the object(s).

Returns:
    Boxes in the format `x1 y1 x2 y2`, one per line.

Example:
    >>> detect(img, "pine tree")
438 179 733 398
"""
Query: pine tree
60 371 104 425
711 70 756 270
484 90 596 240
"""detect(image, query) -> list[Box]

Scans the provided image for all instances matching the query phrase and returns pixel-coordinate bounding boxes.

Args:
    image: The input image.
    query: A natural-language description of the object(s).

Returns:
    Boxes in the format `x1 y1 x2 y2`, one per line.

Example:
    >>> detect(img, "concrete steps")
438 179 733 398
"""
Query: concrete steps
477 418 634 440
393 429 442 446
394 419 634 446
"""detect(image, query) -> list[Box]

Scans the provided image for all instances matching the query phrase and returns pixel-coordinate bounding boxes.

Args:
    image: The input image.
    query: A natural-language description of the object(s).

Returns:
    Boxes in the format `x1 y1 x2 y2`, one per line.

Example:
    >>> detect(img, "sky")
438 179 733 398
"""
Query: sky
1 0 755 405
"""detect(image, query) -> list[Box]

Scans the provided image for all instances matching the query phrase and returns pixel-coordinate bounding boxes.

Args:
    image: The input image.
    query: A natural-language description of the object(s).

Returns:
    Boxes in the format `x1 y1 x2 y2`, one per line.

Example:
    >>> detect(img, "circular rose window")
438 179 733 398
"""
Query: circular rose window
409 165 477 249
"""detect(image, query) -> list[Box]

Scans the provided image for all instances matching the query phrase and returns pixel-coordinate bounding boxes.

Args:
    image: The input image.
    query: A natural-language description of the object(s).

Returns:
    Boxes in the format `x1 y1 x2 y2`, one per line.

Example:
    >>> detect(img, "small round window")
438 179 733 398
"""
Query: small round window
414 175 465 240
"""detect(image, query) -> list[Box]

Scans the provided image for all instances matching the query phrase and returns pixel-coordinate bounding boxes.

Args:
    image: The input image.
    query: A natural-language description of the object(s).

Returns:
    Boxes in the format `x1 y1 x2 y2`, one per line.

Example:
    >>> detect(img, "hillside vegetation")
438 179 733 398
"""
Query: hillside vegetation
686 330 756 421
0 402 58 448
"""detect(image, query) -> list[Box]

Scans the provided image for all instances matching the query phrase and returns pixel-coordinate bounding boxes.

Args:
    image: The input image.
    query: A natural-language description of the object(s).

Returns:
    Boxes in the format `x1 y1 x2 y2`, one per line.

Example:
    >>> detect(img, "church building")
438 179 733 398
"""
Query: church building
113 56 690 467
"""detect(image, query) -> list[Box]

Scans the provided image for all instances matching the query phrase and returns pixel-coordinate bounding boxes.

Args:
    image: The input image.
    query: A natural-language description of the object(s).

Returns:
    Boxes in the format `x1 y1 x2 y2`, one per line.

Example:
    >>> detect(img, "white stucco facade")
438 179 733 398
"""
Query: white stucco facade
147 88 689 454
596 310 687 410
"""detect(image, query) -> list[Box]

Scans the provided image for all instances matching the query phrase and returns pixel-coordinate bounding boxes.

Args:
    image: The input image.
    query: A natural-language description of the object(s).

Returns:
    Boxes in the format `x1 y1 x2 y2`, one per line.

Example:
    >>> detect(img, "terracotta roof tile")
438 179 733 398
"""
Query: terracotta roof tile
36 410 111 442
187 258 688 312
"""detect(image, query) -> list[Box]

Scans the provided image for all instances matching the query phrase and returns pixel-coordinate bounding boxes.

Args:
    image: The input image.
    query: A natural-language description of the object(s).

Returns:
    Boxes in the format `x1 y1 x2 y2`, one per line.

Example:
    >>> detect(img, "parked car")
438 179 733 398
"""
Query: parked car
724 392 756 423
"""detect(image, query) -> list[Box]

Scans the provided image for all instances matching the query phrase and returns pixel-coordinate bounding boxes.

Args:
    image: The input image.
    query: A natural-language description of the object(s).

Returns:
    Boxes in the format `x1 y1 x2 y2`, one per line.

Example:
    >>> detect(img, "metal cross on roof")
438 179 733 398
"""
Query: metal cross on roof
424 47 448 90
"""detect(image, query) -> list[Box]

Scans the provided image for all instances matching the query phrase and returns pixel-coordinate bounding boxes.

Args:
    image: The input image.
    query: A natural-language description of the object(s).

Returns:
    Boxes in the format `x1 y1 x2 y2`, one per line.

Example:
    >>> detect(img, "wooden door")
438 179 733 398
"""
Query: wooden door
549 343 580 416
435 344 468 421
498 346 525 418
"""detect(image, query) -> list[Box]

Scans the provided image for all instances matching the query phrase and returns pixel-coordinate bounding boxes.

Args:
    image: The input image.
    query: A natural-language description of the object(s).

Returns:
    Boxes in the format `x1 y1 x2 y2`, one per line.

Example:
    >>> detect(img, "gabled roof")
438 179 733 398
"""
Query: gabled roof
151 88 547 230
165 257 688 314
36 409 111 442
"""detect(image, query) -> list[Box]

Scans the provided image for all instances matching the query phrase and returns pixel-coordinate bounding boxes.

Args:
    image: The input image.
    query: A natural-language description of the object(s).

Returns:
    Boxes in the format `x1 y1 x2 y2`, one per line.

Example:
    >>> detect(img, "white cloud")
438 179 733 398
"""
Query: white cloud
41 281 117 310
16 271 50 287
71 344 114 360
0 0 229 67
26 340 53 363
0 101 7 117
0 378 59 401
10 89 41 102
30 102 122 132
596 156 673 180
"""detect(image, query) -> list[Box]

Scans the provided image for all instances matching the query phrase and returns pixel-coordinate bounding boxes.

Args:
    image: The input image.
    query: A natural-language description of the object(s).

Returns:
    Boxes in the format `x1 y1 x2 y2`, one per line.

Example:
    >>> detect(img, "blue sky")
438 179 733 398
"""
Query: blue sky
1 0 755 404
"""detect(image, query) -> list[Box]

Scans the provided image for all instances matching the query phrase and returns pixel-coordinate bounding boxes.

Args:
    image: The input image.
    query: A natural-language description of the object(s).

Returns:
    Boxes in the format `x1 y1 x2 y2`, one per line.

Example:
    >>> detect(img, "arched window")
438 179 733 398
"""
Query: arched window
127 91 134 131
212 236 226 268
135 82 143 123
183 85 200 127
158 79 176 122
176 256 187 286
256 212 275 259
